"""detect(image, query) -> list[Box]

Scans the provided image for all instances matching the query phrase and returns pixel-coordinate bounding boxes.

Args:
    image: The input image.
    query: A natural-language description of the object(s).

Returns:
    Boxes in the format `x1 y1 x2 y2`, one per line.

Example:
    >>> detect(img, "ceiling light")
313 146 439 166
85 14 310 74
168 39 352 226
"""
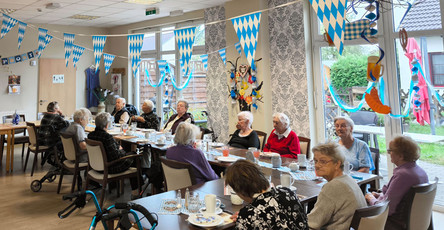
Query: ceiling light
46 3 61 10
125 0 163 5
69 14 100 20
0 8 17 14
170 10 183 17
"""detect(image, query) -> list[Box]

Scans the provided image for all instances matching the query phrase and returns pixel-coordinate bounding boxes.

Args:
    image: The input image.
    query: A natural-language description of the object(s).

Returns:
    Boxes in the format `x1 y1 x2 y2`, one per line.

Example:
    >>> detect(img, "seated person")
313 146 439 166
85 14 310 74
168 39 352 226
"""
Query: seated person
40 101 70 147
308 142 367 229
334 116 374 173
163 100 194 134
227 111 260 149
131 100 159 130
88 112 141 196
365 136 428 230
65 108 91 151
264 113 300 159
111 97 129 124
226 160 308 229
166 122 218 184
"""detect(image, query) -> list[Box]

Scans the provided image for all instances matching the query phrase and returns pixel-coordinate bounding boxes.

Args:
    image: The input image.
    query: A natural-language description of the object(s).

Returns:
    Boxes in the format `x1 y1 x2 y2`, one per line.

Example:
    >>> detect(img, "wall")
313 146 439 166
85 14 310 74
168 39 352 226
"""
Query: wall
0 24 107 119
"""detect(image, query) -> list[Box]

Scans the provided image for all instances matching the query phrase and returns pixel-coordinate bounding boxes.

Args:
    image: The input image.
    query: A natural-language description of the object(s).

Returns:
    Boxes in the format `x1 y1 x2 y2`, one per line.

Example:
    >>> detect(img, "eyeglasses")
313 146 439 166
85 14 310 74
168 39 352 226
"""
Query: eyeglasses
335 124 349 129
387 149 394 154
314 159 334 165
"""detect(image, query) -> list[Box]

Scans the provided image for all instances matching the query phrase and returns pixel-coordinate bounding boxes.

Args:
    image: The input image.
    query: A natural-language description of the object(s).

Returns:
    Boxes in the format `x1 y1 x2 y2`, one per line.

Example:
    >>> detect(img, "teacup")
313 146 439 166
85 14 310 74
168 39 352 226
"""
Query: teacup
204 194 221 213
344 161 354 175
298 154 306 166
280 174 295 188
158 136 166 144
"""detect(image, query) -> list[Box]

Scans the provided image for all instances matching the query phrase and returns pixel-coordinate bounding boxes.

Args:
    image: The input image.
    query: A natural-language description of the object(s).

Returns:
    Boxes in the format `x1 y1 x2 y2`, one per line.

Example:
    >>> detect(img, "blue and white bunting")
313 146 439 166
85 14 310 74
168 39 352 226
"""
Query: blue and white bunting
17 21 26 50
235 42 242 55
39 34 53 58
174 27 196 75
72 44 85 68
128 34 144 76
64 33 75 67
231 12 261 68
1 14 18 39
200 54 208 70
103 53 115 75
157 60 167 77
218 48 226 66
37 28 48 57
92 36 107 73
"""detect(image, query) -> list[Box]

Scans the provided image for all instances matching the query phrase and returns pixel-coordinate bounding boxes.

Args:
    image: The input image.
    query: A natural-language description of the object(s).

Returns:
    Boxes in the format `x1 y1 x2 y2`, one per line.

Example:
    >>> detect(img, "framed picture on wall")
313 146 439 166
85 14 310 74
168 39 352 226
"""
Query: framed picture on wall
8 75 20 84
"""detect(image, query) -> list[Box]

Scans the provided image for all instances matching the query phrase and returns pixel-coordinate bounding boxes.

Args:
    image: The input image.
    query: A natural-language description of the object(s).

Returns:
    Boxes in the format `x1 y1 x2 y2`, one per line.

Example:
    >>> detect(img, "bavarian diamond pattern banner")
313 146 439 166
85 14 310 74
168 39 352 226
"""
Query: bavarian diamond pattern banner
1 14 18 39
235 42 242 55
72 44 85 68
309 0 348 55
231 12 261 68
37 28 48 57
157 60 167 77
103 53 115 75
39 34 53 58
218 48 226 66
128 34 144 76
174 27 196 76
200 54 208 70
64 33 75 67
92 35 107 73
344 19 371 40
17 21 26 50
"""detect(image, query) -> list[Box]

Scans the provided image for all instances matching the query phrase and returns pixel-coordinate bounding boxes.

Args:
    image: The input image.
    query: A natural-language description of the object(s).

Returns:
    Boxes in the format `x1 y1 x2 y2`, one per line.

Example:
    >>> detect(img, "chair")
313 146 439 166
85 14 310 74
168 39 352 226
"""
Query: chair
160 157 196 191
350 110 379 149
1 114 29 158
24 122 51 176
57 132 88 194
299 136 311 159
350 200 390 230
85 139 142 208
369 147 380 190
255 130 267 151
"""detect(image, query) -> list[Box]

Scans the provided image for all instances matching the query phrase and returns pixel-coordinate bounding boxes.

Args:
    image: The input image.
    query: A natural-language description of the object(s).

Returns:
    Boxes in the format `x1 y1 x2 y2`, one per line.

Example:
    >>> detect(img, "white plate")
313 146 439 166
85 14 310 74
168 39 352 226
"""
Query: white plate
260 152 277 158
217 157 238 163
199 207 223 215
155 143 167 147
276 185 297 191
108 131 120 136
209 142 224 147
188 213 223 228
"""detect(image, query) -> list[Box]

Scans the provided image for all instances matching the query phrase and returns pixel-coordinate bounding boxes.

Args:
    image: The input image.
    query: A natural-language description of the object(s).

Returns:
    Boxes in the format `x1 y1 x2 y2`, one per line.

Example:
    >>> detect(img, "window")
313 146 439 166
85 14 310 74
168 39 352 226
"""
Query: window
429 52 444 86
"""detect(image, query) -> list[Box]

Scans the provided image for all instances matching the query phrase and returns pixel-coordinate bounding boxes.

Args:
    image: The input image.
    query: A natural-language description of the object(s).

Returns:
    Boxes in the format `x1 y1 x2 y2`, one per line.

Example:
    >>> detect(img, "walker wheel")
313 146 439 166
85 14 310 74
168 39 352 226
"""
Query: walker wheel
31 180 42 192
47 174 56 182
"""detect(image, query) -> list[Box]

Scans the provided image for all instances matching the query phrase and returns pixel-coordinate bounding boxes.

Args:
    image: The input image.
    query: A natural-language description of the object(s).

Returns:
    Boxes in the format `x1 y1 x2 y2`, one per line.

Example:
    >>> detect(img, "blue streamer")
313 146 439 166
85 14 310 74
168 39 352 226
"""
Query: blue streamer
167 64 194 91
144 68 166 87
413 59 444 107
379 77 385 105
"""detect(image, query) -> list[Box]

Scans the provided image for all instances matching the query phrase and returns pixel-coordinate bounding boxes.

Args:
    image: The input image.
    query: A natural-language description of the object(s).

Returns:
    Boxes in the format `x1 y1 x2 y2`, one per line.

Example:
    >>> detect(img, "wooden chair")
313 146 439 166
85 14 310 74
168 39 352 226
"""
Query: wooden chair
57 132 88 194
350 200 390 230
85 139 142 208
369 147 380 190
298 136 311 159
24 122 50 176
254 130 267 151
160 157 196 191
1 114 29 159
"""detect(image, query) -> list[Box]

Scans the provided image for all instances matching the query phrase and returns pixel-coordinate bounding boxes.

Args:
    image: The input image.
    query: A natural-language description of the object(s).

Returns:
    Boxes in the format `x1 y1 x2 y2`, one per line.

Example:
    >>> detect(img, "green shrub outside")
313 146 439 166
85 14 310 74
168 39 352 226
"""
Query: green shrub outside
330 55 368 90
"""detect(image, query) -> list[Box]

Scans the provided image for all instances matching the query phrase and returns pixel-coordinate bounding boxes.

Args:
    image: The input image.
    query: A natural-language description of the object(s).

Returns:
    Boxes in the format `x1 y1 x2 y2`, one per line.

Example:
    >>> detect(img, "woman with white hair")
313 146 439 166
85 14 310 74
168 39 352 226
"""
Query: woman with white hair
264 113 301 159
227 111 260 149
131 100 159 130
334 116 374 173
163 100 195 134
65 108 91 151
166 122 218 184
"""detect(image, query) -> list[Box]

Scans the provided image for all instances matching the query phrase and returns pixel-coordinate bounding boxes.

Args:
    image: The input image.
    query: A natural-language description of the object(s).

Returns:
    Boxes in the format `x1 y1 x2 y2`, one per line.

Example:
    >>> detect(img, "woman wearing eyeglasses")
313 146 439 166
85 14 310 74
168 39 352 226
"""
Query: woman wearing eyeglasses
365 136 428 230
308 142 367 230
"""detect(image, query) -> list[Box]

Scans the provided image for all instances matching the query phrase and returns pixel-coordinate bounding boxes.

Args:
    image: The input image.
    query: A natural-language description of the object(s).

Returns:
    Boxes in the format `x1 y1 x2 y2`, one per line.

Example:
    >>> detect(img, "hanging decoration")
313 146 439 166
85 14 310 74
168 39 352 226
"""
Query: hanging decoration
64 33 75 67
1 49 37 65
218 48 226 66
231 12 261 69
344 19 371 40
92 35 107 73
145 60 167 88
103 53 115 75
234 42 242 55
365 87 391 114
128 34 144 77
1 13 18 39
72 44 85 68
17 22 26 50
200 54 208 70
174 27 196 75
39 34 53 58
37 28 48 57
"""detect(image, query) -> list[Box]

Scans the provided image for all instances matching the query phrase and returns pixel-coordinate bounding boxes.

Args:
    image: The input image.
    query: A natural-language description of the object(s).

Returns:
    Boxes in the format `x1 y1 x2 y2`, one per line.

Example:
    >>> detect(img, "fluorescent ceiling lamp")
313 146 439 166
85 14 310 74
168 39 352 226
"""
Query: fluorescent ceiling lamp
69 14 100 20
170 10 183 16
125 0 163 5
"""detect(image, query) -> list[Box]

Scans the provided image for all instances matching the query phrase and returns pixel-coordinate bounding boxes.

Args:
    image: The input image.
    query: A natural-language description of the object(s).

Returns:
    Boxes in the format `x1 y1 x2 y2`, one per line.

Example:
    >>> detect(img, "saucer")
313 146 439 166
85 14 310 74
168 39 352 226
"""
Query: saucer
276 185 297 191
199 207 223 215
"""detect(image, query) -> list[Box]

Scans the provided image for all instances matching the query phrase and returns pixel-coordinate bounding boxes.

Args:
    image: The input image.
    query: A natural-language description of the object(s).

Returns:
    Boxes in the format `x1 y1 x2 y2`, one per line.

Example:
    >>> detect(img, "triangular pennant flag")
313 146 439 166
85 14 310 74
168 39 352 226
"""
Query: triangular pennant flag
218 48 226 66
174 27 197 75
64 33 75 67
37 28 48 57
200 54 208 70
128 34 144 77
157 60 167 76
1 14 18 39
103 53 115 75
92 35 107 73
309 0 347 55
17 21 27 50
231 12 261 68
38 34 53 58
72 44 85 68
235 42 242 55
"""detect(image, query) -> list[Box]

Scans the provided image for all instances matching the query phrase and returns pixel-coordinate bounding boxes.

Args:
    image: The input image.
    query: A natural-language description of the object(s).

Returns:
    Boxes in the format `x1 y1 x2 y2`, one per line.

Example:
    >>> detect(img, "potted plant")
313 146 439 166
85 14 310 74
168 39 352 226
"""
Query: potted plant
93 87 112 113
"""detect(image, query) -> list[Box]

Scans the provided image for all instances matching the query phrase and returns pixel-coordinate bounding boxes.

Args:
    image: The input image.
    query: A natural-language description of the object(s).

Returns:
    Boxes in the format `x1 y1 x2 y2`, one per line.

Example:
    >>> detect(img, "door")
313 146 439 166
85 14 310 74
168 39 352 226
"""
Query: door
38 59 76 116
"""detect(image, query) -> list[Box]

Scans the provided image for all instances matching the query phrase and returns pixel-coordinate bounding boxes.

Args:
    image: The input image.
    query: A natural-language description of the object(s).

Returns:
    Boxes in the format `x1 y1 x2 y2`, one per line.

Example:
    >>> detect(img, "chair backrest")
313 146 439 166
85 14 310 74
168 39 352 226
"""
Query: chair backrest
298 136 311 159
26 122 38 146
370 147 379 176
85 139 106 171
125 104 139 117
350 110 378 125
407 178 438 230
160 157 195 191
3 114 26 135
59 132 79 162
350 200 390 230
254 130 267 151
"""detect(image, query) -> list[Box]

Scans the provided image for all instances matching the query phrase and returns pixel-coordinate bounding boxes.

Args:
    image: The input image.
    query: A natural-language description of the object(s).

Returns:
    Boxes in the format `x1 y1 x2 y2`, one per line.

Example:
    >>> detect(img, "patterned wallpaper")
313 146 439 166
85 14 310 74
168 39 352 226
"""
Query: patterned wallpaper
204 6 230 143
268 0 310 138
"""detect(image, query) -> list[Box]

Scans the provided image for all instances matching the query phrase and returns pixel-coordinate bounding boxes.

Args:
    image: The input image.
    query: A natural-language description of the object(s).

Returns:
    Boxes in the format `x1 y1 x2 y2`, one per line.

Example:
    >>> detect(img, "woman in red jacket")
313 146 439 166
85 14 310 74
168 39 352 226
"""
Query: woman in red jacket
264 113 301 159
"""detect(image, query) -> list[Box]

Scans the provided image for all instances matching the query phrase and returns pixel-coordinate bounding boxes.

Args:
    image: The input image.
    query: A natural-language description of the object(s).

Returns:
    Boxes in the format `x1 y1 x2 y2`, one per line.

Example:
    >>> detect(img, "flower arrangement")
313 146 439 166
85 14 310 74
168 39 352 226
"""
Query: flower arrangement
93 87 112 103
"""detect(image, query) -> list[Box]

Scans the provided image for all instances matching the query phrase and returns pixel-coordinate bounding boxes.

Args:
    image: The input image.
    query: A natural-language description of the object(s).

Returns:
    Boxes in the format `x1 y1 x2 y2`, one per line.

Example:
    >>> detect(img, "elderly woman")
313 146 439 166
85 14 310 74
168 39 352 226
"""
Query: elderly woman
365 136 428 229
166 123 218 184
308 142 367 229
163 100 195 134
131 100 159 130
264 113 300 158
111 97 130 124
334 116 374 173
226 159 307 229
227 111 260 149
65 108 91 151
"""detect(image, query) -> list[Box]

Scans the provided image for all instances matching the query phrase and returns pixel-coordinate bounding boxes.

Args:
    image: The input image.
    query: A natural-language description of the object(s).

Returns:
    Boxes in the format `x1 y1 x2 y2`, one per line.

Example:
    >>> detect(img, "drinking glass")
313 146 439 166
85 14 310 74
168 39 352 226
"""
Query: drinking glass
222 145 229 157
131 122 137 131
121 124 128 135
188 194 200 214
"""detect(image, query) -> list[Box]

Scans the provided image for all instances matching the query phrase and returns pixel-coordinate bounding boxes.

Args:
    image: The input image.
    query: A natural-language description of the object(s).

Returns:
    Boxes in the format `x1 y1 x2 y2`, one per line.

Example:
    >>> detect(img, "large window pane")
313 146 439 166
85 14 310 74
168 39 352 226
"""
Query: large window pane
139 58 157 108
141 33 155 51
161 26 175 51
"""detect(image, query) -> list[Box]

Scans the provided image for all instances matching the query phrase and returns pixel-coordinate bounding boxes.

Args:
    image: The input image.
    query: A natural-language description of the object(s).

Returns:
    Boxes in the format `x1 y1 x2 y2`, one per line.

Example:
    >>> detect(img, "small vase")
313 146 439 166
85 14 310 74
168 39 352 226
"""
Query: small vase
98 101 106 113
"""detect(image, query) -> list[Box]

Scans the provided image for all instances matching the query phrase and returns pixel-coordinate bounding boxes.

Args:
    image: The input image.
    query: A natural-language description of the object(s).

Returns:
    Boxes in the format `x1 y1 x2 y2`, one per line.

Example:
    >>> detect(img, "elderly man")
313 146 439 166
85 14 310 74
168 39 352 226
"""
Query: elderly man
40 101 70 147
131 100 159 130
163 100 195 134
264 112 301 159
111 97 129 124
65 108 91 151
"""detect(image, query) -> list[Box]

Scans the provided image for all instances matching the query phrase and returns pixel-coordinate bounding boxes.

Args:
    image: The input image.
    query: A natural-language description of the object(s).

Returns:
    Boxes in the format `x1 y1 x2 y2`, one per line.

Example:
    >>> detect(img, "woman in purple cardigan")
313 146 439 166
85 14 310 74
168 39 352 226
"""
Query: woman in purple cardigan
166 122 218 184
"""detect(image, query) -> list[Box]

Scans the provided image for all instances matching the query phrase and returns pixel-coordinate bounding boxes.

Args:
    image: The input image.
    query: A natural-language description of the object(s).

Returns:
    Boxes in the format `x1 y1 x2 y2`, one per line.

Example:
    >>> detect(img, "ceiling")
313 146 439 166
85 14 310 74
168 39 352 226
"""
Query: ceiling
0 0 230 28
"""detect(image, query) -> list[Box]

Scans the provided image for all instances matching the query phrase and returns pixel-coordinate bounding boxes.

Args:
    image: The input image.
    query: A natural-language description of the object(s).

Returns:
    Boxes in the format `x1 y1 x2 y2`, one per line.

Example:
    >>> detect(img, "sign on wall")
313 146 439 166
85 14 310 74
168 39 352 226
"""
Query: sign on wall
52 74 64 84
